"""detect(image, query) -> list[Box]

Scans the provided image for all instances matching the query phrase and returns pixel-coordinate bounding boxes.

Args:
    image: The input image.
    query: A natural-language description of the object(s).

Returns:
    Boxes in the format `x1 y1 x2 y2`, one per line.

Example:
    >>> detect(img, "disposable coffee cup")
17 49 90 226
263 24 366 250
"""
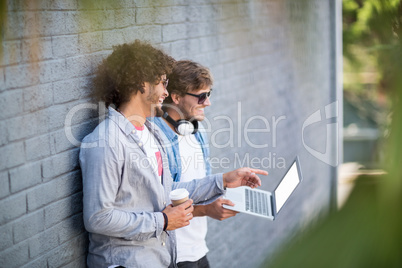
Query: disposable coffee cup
169 188 189 206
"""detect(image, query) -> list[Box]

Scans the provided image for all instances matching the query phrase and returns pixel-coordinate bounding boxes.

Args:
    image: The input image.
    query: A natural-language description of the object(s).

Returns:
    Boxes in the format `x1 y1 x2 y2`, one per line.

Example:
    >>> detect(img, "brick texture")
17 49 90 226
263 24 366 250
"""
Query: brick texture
0 0 339 267
0 89 24 120
0 67 5 91
9 161 42 193
0 171 10 199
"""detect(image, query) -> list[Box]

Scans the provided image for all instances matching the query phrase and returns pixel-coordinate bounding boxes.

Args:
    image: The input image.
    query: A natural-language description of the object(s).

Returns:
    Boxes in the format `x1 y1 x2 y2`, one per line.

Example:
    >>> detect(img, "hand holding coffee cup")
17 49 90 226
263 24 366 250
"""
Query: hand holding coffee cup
162 189 193 230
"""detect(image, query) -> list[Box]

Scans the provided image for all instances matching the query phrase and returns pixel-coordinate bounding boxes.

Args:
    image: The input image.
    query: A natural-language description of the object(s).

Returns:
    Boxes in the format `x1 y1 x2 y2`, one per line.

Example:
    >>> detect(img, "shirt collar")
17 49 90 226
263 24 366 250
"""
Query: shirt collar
107 107 136 136
151 117 178 141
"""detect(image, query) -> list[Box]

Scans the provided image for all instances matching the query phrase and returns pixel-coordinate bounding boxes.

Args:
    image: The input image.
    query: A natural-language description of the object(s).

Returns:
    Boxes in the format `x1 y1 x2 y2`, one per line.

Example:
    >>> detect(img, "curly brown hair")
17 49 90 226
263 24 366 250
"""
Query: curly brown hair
92 40 175 108
164 60 213 104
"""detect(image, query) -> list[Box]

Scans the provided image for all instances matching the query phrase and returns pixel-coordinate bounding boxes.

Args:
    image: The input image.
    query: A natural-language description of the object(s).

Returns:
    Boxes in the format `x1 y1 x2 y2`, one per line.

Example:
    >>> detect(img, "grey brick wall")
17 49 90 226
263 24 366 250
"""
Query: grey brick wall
0 0 340 267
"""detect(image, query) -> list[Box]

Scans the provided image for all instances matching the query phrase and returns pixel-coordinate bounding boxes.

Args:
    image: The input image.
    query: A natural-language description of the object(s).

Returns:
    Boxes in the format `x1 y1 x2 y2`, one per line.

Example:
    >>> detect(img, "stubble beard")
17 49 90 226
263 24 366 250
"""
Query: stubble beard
180 104 204 122
147 84 164 117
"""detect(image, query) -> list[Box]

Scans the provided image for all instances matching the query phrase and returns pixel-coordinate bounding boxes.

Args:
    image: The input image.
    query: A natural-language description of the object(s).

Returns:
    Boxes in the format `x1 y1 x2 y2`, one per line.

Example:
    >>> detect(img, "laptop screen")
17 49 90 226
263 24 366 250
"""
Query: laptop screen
274 160 301 214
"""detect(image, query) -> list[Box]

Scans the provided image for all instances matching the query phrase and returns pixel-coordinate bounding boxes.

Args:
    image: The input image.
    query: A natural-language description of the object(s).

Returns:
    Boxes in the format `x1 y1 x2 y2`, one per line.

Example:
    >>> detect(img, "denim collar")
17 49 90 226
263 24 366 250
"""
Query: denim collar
151 117 179 142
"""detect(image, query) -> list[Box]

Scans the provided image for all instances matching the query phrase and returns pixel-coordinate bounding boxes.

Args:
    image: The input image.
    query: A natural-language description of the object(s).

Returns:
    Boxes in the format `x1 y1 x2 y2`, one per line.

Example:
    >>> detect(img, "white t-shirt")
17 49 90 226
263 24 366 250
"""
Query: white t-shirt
175 134 208 263
136 125 162 183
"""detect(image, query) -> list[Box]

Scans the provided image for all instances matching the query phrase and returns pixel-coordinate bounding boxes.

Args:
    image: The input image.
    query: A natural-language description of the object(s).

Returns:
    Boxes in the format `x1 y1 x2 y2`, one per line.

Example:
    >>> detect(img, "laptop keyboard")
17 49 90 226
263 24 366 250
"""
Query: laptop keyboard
245 188 270 216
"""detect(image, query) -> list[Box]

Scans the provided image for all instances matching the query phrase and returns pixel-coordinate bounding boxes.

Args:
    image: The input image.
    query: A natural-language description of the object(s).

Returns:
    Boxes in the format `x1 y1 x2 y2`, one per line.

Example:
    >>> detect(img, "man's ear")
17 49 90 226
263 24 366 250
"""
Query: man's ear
141 82 150 94
171 93 181 105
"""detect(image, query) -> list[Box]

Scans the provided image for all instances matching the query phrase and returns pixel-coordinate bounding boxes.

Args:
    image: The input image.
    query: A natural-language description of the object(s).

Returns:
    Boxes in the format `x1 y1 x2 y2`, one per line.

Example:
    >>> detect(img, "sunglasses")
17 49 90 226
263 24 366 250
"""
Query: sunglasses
185 90 212 104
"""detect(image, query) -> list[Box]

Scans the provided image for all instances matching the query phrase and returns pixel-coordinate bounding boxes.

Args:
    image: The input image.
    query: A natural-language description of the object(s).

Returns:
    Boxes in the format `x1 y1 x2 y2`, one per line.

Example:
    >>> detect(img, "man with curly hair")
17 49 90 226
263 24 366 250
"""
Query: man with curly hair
79 40 266 268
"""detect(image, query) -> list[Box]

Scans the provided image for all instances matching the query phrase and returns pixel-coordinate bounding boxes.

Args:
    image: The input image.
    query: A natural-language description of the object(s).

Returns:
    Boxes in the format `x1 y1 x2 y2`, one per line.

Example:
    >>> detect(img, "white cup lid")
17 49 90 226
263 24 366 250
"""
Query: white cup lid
169 188 189 200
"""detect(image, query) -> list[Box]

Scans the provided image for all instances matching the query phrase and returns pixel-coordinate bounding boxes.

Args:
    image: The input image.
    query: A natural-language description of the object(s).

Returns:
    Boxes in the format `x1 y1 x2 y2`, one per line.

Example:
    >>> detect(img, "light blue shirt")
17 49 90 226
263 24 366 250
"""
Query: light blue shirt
79 108 225 268
152 117 212 181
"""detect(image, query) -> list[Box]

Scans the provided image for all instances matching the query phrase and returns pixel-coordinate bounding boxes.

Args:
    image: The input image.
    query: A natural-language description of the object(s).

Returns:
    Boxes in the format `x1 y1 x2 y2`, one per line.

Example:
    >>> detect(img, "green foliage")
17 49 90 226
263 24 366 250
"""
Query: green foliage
343 0 402 225
343 0 402 94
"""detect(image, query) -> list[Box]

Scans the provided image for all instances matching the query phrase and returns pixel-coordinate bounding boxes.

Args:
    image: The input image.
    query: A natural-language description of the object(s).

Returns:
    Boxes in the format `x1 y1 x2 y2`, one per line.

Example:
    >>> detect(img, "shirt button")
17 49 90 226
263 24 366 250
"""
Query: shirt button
162 242 166 246
163 201 166 205
138 142 142 147
132 130 136 133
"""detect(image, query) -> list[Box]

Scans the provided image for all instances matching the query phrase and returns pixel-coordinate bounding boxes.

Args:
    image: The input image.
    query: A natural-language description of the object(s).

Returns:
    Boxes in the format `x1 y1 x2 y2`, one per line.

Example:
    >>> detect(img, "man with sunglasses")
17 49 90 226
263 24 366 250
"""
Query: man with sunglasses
153 60 240 268
80 42 267 268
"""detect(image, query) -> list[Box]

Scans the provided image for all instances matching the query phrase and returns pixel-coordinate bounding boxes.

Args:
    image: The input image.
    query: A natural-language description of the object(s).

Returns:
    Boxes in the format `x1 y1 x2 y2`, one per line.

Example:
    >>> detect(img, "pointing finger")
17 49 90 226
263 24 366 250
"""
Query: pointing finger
249 168 268 176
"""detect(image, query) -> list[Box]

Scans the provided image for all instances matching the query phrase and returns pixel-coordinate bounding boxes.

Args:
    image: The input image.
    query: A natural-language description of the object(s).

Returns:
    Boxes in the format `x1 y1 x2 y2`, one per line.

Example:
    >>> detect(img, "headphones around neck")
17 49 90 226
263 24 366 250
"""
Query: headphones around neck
162 112 198 136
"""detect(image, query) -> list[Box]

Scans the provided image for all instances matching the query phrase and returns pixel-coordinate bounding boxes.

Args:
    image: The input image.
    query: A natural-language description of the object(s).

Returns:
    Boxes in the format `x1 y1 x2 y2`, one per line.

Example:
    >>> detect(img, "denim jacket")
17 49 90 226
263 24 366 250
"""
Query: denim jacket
80 108 224 268
152 117 212 181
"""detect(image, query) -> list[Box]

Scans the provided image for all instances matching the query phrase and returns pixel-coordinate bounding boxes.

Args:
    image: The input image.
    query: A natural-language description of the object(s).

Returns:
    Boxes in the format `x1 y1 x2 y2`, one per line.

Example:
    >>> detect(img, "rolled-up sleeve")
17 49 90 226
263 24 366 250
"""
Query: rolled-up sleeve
80 137 164 241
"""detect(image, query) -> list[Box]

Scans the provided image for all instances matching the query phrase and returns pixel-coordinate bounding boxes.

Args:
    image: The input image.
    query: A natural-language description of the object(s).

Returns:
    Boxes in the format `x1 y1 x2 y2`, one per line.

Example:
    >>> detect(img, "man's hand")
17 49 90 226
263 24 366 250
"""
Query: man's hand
162 199 194 231
193 198 238 220
205 198 238 221
223 167 268 188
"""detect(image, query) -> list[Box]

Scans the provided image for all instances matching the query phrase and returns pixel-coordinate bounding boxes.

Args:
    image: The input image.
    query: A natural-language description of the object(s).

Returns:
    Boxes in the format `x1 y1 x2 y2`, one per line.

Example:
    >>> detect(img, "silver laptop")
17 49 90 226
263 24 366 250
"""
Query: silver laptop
223 157 303 220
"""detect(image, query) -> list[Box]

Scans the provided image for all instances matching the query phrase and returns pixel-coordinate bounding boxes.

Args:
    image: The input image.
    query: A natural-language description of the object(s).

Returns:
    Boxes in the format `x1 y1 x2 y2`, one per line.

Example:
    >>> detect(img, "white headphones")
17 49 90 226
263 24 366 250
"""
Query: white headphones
162 112 198 136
